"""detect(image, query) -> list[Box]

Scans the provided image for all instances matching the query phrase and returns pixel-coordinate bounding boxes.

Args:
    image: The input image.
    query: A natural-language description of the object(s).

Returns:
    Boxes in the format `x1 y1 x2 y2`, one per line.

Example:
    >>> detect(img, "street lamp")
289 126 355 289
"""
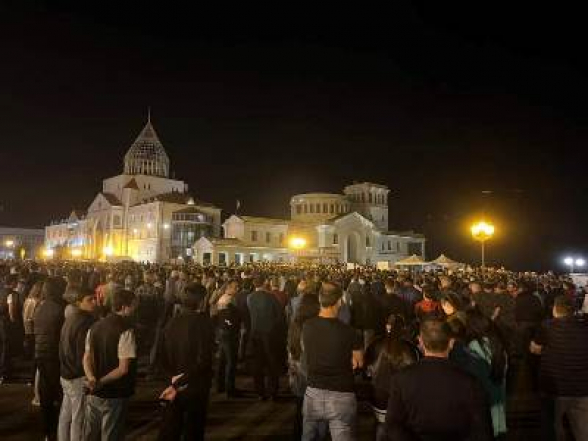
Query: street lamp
289 237 306 250
471 221 495 268
43 248 54 259
289 237 307 263
5 239 14 248
564 257 586 273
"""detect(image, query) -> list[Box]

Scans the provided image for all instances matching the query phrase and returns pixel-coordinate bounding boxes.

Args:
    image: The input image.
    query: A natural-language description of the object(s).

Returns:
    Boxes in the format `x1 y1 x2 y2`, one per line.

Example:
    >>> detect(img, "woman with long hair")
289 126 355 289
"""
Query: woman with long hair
364 314 420 441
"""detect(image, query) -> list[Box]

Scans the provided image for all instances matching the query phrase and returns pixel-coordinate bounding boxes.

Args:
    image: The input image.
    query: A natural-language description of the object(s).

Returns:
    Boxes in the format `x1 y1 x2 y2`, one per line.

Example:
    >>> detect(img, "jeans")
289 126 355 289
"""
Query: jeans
251 333 281 398
217 332 239 393
554 396 588 441
83 395 129 441
37 358 62 438
302 386 357 441
58 377 86 441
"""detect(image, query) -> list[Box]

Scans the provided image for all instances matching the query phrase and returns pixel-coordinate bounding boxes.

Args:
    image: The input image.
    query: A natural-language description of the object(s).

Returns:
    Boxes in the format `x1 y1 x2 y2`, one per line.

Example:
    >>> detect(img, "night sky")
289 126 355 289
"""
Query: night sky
1 2 587 270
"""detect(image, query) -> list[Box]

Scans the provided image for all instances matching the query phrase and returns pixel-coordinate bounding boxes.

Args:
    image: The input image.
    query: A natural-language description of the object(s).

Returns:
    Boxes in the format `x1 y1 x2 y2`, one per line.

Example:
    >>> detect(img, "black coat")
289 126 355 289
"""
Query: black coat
386 357 493 441
33 298 65 360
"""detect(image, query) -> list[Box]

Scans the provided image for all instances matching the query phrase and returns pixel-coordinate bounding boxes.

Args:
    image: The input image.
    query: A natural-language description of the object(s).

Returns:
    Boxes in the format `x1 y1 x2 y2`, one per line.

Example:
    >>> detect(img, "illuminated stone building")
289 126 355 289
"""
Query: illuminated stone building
194 182 425 266
45 116 221 262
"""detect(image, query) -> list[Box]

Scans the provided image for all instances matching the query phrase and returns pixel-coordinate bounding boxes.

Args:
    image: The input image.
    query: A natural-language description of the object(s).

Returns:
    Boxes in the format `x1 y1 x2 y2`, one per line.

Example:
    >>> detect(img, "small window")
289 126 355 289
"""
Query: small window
388 241 392 251
369 193 373 203
366 236 370 247
304 204 308 214
382 242 385 251
310 204 314 213
266 232 271 243
251 231 258 241
296 205 302 215
279 233 284 245
316 203 320 213
396 242 400 252
323 203 328 213
333 234 338 245
330 204 334 214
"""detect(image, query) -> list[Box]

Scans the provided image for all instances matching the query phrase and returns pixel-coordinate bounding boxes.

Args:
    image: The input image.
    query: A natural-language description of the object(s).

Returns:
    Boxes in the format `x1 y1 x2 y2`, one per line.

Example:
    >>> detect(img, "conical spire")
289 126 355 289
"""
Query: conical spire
123 112 170 177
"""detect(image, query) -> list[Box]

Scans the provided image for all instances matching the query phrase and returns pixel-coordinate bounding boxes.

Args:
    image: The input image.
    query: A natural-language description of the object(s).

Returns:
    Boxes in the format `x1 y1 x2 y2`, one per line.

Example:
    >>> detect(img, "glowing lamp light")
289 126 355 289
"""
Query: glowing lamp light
576 258 586 267
103 246 114 257
289 237 307 250
147 223 153 229
564 257 574 266
5 240 14 248
43 248 54 258
163 223 170 230
470 221 495 241
71 249 82 257
133 228 138 234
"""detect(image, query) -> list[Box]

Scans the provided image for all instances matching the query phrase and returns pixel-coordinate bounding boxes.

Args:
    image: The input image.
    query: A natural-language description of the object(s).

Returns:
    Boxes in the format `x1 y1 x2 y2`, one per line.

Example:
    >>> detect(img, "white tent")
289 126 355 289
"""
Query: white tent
394 254 426 266
430 254 462 268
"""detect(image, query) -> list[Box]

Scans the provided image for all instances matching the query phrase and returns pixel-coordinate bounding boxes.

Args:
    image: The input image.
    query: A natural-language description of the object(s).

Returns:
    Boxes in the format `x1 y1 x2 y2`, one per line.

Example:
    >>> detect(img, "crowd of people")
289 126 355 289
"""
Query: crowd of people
1 259 587 441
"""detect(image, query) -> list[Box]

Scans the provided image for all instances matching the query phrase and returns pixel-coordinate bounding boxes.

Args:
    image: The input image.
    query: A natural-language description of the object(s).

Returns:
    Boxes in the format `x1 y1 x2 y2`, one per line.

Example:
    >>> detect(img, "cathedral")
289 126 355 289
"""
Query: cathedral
45 117 221 262
45 116 425 265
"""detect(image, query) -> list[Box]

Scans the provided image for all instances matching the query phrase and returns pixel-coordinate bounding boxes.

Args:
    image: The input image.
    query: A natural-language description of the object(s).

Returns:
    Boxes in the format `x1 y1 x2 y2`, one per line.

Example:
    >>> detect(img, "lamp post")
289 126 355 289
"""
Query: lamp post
471 221 495 268
564 257 585 274
289 237 307 263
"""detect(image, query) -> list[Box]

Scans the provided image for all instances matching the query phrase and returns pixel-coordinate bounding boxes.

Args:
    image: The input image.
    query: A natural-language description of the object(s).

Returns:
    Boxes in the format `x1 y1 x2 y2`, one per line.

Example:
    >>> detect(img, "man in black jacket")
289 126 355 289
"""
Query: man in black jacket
386 319 493 441
34 277 66 441
157 282 213 441
247 275 284 400
83 289 137 441
57 287 97 441
531 296 588 441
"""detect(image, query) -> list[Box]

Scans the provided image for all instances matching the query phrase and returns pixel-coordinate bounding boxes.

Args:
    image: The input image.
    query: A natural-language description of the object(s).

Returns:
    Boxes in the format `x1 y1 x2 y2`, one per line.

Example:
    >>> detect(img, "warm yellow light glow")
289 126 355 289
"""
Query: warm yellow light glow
289 237 307 250
103 246 114 256
147 223 153 229
71 249 82 257
471 221 495 241
43 248 54 258
5 240 14 247
133 228 138 234
163 223 170 230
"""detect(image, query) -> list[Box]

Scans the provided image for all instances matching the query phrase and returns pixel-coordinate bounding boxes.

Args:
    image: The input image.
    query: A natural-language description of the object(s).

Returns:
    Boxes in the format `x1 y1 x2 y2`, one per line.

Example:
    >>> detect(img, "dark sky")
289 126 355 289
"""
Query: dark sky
1 2 587 270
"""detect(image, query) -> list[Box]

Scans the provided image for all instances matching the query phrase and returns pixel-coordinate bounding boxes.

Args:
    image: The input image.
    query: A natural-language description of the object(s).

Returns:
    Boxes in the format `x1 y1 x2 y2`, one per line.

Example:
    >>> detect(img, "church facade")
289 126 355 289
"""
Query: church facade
45 118 221 262
193 182 425 266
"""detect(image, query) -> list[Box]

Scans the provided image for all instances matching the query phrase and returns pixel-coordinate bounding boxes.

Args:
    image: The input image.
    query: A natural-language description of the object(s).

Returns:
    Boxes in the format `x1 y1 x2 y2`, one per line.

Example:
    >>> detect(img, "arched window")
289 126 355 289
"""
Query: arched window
369 193 373 203
366 236 371 247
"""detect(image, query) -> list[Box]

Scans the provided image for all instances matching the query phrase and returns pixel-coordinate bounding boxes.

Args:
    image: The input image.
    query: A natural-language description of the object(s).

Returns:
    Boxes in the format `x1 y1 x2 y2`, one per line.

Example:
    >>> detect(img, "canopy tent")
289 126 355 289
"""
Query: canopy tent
430 254 462 267
394 254 426 266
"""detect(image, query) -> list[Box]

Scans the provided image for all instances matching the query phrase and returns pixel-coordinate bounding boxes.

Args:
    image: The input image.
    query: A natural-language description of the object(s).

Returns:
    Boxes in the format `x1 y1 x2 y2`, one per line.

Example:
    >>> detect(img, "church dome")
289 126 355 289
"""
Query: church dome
124 118 170 178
